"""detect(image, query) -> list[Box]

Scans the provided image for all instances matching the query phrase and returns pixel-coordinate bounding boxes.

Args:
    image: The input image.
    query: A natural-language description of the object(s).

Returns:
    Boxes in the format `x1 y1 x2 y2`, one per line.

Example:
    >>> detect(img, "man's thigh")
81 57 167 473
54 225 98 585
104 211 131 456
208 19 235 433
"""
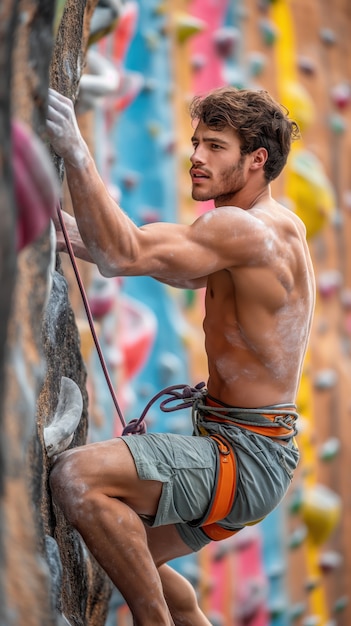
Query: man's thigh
57 438 163 517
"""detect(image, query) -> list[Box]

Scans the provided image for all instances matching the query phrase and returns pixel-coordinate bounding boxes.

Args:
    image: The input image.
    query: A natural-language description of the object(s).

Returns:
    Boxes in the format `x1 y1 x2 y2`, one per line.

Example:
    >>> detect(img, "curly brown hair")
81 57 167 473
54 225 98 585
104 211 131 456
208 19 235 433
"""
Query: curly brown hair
189 87 300 182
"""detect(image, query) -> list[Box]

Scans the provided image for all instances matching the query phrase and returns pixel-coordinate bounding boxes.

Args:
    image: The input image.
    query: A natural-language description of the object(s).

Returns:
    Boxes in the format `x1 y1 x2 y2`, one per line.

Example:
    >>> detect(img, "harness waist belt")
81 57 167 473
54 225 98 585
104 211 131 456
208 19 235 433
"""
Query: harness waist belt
198 395 298 440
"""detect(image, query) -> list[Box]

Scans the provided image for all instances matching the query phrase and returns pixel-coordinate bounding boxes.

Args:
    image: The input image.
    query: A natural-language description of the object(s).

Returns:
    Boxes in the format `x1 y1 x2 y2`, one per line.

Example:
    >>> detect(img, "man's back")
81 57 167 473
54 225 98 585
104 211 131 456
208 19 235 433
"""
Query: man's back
204 199 315 408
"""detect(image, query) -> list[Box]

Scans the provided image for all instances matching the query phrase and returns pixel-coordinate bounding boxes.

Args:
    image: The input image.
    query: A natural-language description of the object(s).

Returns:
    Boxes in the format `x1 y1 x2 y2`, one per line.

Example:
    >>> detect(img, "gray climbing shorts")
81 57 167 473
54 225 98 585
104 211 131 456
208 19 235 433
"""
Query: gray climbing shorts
121 425 299 552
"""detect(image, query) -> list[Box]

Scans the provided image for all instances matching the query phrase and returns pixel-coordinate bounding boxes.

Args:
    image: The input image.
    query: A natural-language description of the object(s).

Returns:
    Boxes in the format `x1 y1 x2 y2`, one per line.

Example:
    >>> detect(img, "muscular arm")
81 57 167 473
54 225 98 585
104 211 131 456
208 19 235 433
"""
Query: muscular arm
56 210 206 289
47 89 268 285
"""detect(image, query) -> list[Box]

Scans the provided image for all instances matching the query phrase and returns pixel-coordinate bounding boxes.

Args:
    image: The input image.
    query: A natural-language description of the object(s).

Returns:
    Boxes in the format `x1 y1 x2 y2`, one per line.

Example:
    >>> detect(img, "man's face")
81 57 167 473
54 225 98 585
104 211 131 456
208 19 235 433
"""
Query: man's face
189 121 248 206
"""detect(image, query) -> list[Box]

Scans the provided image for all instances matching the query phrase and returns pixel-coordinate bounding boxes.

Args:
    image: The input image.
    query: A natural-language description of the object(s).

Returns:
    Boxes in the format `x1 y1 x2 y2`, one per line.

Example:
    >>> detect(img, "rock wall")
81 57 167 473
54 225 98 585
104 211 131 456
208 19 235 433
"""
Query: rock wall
0 0 112 624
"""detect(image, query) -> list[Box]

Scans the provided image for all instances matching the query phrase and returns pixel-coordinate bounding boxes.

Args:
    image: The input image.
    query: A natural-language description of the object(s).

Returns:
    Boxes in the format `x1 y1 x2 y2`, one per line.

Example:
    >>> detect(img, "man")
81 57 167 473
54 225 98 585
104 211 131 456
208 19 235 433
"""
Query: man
47 86 315 626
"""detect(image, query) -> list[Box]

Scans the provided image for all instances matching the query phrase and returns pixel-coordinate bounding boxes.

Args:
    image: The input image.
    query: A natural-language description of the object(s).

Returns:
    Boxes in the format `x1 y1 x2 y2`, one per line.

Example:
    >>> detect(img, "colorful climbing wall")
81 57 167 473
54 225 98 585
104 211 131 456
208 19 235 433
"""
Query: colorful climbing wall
59 1 351 624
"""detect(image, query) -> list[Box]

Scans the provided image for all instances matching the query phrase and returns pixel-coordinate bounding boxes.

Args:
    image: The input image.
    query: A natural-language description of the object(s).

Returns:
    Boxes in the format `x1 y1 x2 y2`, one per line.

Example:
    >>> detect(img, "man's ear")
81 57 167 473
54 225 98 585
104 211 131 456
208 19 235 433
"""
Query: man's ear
249 147 268 171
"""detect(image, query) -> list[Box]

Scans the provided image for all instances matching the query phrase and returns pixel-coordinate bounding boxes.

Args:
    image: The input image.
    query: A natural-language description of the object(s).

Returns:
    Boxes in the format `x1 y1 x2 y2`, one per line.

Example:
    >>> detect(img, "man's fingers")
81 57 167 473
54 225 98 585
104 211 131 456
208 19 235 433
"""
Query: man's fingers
47 103 63 123
48 88 71 105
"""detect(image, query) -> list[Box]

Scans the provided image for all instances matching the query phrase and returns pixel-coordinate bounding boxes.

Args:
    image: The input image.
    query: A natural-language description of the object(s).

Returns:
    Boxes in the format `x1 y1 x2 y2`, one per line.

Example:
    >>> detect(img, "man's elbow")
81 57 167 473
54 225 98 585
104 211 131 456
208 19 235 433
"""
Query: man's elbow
95 254 136 279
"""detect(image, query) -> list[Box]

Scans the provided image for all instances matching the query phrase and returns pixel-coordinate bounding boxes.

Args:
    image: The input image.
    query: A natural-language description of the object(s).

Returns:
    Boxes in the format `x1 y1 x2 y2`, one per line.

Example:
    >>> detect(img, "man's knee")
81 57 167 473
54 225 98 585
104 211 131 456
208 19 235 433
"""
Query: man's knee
49 448 93 524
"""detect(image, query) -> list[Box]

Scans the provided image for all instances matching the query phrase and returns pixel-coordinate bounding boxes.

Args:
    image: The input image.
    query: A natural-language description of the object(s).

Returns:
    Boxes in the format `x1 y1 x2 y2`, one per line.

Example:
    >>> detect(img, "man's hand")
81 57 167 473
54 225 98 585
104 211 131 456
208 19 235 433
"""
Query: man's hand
46 89 89 168
54 209 95 262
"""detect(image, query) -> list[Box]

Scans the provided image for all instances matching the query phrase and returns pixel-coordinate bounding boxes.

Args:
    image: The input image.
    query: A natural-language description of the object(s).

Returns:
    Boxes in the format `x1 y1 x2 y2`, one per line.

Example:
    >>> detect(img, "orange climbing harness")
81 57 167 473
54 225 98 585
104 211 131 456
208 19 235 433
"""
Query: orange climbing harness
200 433 239 541
194 395 298 540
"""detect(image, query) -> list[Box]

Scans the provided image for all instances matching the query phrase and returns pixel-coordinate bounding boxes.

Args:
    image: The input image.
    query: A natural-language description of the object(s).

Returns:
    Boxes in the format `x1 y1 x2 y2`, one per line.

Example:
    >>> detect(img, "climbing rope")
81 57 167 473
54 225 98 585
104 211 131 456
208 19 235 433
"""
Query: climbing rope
56 202 128 430
56 201 207 436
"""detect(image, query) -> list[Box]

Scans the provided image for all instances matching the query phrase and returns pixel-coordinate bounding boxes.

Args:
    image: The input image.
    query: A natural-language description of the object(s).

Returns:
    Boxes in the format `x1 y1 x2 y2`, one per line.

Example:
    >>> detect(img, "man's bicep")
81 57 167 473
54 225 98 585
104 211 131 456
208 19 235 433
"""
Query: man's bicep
138 221 226 281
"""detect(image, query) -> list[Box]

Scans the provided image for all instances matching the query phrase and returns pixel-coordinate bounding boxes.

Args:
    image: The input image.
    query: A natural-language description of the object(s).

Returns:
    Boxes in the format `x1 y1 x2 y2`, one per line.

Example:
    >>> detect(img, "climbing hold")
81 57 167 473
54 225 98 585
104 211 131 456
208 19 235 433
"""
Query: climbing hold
330 82 351 110
286 149 335 238
142 77 158 93
317 269 342 298
259 18 278 46
113 70 144 114
212 26 240 58
320 27 337 45
122 171 140 190
235 575 268 621
333 596 348 613
44 377 83 458
147 120 162 137
174 12 206 44
119 296 157 380
190 53 207 72
288 486 303 515
269 598 287 619
281 80 315 131
328 113 347 135
112 1 139 64
77 49 120 113
304 577 321 592
314 369 338 390
223 65 246 89
298 55 317 76
12 119 59 252
53 0 68 36
88 274 116 319
266 559 286 579
247 51 266 77
289 602 306 621
287 525 307 549
318 437 340 462
158 351 184 383
143 31 161 51
139 207 161 224
300 484 341 546
318 550 342 574
88 0 121 46
184 289 196 309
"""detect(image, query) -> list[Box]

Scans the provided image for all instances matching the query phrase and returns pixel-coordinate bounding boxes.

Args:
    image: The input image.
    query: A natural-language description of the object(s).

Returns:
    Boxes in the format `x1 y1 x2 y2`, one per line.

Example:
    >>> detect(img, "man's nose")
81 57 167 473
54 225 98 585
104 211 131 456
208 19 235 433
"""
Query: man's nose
190 146 205 165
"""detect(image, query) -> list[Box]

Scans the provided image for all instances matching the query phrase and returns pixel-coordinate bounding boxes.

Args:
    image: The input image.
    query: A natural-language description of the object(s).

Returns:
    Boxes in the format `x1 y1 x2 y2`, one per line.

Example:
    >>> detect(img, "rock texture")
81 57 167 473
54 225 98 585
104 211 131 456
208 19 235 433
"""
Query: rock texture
0 0 112 624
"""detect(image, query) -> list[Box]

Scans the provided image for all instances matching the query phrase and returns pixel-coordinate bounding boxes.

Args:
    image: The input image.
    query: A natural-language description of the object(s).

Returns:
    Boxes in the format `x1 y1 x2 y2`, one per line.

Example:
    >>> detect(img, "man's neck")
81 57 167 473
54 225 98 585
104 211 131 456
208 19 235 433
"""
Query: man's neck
214 185 271 210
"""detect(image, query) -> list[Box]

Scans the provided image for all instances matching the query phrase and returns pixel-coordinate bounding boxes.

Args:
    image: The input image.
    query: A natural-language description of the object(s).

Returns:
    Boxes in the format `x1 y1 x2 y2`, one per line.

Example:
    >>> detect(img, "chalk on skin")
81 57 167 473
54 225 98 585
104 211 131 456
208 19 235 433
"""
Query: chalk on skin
44 377 83 458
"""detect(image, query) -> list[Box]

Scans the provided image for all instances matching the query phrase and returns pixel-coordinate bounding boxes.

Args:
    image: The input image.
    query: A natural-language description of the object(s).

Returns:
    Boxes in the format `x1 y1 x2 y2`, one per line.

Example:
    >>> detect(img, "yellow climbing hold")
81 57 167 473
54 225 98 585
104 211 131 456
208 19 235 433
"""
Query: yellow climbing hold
300 484 341 546
280 80 315 132
174 12 206 44
286 149 335 239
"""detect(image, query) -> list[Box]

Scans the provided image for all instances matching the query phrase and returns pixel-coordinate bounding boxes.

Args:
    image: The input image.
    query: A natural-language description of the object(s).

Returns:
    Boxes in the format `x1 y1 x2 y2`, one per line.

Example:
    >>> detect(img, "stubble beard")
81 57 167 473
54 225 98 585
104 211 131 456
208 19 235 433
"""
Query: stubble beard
191 158 246 203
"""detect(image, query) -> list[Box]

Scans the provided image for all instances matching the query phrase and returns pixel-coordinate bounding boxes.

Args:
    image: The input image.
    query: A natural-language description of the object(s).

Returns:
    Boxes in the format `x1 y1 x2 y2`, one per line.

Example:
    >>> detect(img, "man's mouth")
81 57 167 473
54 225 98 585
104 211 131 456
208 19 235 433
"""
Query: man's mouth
191 169 210 180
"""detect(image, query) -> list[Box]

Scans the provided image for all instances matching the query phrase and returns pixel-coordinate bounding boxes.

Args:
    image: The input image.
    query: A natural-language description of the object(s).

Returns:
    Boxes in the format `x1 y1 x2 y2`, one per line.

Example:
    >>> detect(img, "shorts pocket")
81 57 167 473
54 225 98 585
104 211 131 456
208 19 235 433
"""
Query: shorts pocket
275 444 300 480
243 432 276 468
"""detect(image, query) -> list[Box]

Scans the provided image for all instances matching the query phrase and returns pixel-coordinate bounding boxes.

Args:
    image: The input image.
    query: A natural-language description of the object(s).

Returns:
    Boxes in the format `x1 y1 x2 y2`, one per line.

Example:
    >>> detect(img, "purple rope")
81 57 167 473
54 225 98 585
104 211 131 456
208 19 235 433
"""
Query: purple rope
121 382 206 435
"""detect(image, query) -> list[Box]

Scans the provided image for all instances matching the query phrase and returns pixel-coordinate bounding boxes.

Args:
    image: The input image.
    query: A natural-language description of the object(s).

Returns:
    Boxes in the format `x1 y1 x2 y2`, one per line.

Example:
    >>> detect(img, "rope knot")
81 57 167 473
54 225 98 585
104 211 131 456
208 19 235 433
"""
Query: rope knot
121 382 207 437
122 418 147 436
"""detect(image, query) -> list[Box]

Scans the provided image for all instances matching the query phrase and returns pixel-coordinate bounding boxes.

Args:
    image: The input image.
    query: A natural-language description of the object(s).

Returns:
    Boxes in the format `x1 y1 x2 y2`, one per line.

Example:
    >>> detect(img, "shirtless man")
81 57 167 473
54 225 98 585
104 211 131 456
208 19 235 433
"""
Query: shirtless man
46 86 315 626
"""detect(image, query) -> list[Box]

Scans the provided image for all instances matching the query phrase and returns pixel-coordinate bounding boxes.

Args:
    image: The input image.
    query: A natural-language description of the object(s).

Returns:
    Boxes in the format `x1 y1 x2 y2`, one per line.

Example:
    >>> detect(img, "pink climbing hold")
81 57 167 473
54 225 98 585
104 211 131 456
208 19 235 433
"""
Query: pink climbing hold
330 82 351 110
212 26 240 59
12 119 60 252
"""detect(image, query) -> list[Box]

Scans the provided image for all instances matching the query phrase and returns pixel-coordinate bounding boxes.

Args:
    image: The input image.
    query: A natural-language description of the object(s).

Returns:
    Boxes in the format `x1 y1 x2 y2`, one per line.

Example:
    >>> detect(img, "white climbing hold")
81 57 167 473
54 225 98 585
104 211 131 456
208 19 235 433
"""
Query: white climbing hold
44 377 83 458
